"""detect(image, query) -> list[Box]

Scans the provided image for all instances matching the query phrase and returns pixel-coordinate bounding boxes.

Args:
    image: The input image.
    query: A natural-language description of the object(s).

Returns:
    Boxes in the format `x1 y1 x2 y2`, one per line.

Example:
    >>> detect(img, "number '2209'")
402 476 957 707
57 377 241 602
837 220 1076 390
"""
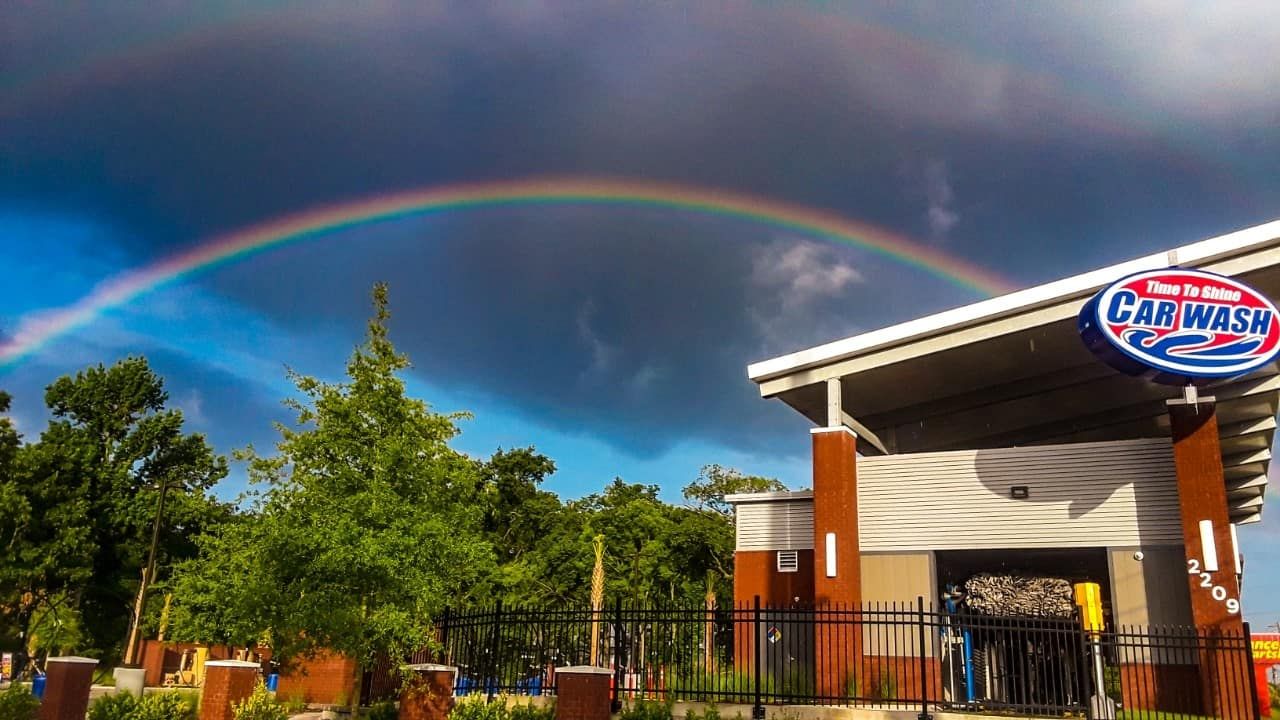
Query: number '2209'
1187 559 1240 614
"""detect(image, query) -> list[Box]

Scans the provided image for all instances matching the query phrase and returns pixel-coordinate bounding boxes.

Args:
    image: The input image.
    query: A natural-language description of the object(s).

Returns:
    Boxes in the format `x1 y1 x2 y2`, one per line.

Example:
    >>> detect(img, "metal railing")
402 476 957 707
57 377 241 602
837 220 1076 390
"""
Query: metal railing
363 598 1262 720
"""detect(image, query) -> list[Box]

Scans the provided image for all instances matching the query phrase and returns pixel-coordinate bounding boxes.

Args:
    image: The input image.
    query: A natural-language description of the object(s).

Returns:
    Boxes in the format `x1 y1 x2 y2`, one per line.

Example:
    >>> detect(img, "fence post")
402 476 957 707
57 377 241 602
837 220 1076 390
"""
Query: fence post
1076 603 1095 720
488 601 503 702
439 607 452 664
753 595 764 720
612 598 624 713
918 596 932 720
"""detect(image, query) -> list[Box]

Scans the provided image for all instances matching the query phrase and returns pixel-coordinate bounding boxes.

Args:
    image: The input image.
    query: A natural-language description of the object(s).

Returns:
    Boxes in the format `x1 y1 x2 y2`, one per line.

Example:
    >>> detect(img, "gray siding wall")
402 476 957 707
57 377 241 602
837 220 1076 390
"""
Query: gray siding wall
858 438 1181 551
735 500 814 551
732 438 1181 552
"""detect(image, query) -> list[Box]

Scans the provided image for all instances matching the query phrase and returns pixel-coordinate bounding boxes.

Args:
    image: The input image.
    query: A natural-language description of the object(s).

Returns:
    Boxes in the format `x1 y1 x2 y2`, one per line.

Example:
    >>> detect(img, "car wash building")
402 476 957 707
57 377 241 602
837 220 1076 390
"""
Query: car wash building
729 221 1280 718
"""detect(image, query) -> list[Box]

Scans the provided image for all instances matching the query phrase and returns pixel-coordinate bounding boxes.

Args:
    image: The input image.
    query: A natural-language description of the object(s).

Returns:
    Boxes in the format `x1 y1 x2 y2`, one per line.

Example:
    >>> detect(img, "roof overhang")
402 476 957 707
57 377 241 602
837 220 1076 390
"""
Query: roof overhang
747 220 1280 525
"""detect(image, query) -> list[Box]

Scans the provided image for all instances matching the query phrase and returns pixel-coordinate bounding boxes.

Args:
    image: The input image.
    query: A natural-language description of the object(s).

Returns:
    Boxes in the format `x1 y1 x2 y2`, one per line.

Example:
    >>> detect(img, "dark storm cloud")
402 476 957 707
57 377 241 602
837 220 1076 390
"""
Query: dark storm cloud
4 2 1279 457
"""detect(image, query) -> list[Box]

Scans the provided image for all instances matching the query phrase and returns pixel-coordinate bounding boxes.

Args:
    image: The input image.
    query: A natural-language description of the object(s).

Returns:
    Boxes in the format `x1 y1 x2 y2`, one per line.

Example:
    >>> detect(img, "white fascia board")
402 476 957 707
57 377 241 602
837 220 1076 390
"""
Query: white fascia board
748 220 1280 383
724 490 814 504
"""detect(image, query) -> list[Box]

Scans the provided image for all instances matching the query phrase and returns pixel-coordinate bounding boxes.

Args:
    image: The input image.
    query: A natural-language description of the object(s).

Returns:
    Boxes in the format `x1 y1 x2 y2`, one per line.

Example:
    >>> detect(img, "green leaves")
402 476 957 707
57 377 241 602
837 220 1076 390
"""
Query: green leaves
1 357 228 663
173 284 493 671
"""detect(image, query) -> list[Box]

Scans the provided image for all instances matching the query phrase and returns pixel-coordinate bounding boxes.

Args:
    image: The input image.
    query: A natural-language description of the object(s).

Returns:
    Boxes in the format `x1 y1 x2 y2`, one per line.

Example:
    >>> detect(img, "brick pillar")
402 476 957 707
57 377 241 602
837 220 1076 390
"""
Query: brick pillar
554 666 611 720
398 664 456 720
812 425 861 699
39 656 98 720
200 660 260 720
1168 399 1249 720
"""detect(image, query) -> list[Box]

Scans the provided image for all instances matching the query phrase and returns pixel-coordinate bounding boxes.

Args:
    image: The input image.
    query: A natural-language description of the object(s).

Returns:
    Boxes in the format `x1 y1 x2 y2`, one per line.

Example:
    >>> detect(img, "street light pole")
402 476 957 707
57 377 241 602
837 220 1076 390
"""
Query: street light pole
124 479 172 666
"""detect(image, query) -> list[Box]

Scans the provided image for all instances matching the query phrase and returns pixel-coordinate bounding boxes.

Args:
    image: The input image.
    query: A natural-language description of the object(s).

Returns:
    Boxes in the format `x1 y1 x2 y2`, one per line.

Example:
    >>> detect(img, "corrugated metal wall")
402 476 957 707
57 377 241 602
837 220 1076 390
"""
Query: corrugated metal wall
734 499 814 550
734 438 1181 552
858 438 1181 551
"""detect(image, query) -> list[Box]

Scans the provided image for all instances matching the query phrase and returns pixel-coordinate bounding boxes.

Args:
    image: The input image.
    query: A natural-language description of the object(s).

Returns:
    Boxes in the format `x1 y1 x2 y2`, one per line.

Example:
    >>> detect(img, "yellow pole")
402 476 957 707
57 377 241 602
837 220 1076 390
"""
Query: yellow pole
157 594 173 642
124 567 148 665
590 535 605 667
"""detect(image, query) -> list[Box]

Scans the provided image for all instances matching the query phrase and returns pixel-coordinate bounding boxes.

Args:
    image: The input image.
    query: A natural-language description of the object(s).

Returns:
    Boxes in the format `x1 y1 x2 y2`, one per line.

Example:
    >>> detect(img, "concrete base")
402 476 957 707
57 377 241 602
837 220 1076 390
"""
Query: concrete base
665 704 1055 720
112 667 146 697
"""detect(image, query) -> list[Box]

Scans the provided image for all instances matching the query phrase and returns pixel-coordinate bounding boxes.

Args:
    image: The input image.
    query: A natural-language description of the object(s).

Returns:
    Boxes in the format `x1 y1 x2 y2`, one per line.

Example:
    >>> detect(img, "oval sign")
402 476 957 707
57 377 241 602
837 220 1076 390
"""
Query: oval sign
1078 269 1280 385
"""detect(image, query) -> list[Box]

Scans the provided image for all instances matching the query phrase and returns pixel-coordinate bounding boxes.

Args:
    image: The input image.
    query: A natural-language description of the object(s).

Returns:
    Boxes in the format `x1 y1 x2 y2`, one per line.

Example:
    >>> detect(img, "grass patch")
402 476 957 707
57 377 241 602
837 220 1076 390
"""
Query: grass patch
1116 711 1216 720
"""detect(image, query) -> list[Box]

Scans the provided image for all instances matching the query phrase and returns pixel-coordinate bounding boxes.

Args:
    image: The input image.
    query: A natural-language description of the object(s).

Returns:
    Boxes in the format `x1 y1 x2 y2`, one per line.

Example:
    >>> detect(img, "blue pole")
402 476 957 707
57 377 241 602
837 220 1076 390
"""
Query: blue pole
962 629 975 702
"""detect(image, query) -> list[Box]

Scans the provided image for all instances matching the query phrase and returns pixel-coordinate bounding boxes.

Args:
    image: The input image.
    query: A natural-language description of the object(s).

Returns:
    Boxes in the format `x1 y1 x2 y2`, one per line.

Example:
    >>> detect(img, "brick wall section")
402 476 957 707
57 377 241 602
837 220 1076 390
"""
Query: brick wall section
554 667 611 720
39 657 97 720
398 665 456 720
812 427 861 698
277 651 357 705
732 550 815 668
200 661 259 720
733 550 815 608
858 656 941 703
139 639 167 687
136 641 351 704
1169 402 1250 720
1120 663 1202 715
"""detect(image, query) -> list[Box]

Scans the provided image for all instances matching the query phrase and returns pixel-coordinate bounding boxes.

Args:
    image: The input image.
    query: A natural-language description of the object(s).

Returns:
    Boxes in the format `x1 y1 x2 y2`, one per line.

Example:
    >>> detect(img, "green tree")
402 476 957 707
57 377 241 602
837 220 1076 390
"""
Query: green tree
0 363 228 667
683 464 786 518
478 447 560 562
171 284 493 714
38 358 229 661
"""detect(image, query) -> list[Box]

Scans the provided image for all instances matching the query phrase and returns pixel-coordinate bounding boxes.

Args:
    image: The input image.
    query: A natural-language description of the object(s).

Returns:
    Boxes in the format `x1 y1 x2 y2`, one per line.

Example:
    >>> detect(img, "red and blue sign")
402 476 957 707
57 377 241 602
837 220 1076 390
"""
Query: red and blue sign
1079 269 1280 385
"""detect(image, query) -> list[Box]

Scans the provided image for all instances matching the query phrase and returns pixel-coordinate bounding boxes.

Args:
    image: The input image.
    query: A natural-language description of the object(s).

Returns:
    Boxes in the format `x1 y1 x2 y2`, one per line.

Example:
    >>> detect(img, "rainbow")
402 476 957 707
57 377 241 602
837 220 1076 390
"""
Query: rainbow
0 177 1016 370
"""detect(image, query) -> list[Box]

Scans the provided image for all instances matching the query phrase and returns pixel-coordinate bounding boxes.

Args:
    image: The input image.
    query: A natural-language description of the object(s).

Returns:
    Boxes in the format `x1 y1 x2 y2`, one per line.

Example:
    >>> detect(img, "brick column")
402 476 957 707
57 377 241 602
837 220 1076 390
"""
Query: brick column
39 656 97 720
812 425 861 699
554 666 611 720
398 663 456 720
200 660 260 720
1168 399 1249 720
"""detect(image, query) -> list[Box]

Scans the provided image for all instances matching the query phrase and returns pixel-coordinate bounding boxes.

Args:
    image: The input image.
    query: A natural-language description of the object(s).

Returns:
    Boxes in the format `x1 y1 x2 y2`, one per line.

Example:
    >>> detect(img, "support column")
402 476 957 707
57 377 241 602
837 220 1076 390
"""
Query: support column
554 666 612 720
812 409 861 700
399 664 456 720
39 656 98 720
1168 398 1249 720
200 660 260 720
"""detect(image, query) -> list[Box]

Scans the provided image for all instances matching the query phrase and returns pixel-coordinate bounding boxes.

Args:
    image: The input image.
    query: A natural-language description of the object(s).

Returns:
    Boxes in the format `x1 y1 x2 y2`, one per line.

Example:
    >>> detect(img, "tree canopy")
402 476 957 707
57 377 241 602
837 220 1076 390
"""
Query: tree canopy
0 359 229 666
2 284 784 677
171 284 494 679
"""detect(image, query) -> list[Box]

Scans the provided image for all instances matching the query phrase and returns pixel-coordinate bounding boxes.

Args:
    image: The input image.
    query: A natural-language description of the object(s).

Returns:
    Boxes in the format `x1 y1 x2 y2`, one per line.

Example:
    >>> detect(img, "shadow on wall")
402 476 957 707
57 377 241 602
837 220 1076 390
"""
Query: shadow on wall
972 438 1178 545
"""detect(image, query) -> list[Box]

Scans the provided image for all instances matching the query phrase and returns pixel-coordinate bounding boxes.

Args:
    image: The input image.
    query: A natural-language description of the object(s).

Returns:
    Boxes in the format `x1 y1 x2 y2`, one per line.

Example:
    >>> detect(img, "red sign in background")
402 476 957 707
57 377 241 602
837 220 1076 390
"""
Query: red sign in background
1254 633 1280 717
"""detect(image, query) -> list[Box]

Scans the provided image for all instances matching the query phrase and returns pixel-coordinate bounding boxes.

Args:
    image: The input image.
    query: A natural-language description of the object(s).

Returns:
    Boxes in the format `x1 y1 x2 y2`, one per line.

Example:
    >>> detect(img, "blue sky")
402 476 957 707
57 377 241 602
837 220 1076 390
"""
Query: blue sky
3 2 1279 626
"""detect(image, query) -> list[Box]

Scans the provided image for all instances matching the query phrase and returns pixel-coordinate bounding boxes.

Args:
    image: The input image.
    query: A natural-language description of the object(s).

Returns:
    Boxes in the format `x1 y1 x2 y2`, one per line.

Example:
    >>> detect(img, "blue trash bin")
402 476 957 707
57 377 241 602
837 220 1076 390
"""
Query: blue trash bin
32 675 46 699
266 673 279 692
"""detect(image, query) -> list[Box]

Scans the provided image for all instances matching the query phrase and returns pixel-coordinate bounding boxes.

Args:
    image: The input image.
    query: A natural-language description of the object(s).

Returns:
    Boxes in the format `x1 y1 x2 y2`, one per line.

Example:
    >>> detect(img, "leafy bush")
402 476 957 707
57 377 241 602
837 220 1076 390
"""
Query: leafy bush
278 694 306 714
871 669 897 700
618 698 673 720
0 683 39 720
507 701 555 720
449 696 509 720
671 670 774 703
448 697 554 720
139 692 198 720
88 692 140 720
233 682 288 720
684 705 737 720
368 701 398 720
90 692 197 720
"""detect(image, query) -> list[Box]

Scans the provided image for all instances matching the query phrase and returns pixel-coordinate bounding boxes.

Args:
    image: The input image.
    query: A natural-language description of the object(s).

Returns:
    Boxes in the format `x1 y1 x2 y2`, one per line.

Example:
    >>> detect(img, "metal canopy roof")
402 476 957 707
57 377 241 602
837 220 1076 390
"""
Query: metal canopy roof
747 220 1280 525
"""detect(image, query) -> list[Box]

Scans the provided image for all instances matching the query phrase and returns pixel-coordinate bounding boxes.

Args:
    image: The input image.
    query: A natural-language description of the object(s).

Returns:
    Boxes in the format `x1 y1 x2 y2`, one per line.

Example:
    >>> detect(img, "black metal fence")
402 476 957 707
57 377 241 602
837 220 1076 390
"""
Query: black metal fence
364 599 1263 720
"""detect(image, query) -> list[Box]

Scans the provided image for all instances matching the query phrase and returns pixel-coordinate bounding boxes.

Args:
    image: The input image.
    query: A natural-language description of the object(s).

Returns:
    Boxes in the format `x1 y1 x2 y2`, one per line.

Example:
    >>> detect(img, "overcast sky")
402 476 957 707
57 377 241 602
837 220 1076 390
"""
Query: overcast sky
3 1 1279 624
